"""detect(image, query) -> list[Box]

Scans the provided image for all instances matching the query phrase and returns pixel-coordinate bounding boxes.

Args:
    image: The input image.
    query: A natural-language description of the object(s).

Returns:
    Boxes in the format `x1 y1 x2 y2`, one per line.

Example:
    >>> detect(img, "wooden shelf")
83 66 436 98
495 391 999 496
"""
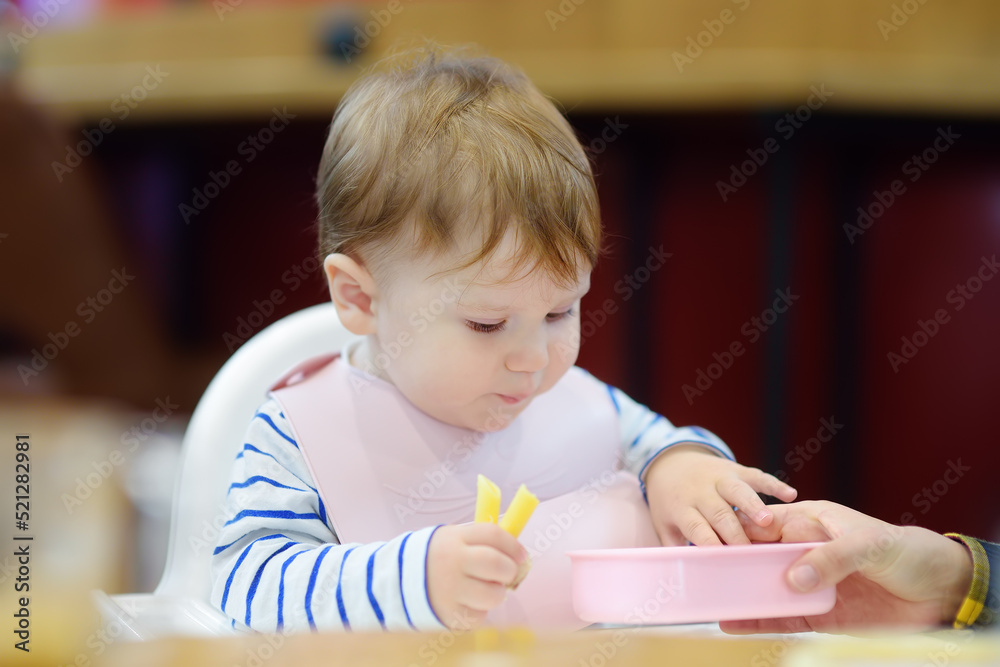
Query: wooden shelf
14 0 1000 122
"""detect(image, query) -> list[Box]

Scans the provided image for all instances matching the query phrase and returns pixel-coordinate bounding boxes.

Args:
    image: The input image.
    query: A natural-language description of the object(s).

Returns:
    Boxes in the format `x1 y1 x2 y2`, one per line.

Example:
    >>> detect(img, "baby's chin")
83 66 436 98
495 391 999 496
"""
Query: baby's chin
432 399 532 433
475 399 534 432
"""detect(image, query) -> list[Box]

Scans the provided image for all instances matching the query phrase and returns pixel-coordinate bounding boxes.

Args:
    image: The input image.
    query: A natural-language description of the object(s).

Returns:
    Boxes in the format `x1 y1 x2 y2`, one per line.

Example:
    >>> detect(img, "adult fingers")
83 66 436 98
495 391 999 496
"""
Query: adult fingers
720 616 813 634
717 618 761 634
738 504 836 544
785 527 889 592
735 508 784 542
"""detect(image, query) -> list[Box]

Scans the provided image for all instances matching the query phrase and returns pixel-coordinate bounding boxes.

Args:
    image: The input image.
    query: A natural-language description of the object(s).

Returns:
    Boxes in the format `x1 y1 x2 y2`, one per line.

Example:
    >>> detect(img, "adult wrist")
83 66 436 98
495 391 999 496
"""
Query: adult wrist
942 533 981 628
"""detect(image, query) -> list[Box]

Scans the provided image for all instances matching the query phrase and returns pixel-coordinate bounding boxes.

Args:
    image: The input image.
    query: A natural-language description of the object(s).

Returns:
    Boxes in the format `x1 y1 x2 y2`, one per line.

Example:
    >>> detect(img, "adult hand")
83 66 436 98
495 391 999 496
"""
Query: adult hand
719 500 973 634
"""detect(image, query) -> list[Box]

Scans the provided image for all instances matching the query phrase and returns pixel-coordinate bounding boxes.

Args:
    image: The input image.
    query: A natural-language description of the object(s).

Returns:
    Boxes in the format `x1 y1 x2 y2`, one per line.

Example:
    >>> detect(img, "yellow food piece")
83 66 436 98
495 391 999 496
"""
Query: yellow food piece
498 484 539 538
472 627 500 652
475 474 502 524
505 627 537 654
509 559 532 590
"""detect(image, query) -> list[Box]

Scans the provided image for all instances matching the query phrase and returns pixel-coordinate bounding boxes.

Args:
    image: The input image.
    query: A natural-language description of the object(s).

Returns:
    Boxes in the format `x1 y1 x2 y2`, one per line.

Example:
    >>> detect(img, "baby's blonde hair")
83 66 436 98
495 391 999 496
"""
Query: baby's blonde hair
315 44 601 287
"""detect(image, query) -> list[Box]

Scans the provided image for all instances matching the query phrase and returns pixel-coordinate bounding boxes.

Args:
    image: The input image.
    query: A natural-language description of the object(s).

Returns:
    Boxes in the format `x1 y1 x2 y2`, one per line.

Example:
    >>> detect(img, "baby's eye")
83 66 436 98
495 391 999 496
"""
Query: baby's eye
466 320 507 334
546 308 576 322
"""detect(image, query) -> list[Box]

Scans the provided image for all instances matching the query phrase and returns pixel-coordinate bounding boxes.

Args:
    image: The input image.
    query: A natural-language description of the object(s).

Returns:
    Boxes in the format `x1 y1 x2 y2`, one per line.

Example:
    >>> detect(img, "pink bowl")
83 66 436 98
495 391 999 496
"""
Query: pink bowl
567 542 836 625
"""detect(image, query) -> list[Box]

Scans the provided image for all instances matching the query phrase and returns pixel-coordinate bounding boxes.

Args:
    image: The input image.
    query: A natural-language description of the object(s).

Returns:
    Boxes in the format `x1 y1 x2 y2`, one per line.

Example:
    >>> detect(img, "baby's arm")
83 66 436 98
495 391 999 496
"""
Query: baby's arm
606 384 796 545
210 399 444 633
610 384 733 487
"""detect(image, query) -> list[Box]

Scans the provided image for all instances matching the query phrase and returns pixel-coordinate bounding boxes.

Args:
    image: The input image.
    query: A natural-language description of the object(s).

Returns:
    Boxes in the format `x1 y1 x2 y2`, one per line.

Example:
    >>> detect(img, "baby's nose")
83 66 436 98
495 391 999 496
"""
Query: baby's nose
504 332 548 373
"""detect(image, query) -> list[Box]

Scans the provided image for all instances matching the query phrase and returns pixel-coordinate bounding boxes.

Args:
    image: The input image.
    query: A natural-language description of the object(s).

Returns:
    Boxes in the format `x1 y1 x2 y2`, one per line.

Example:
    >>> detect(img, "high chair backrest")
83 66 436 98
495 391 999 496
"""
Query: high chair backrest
154 302 357 601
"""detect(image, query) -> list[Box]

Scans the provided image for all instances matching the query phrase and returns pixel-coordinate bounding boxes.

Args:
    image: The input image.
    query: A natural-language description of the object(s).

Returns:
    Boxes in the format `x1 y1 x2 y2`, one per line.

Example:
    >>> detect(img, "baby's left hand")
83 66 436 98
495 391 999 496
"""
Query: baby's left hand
644 444 797 546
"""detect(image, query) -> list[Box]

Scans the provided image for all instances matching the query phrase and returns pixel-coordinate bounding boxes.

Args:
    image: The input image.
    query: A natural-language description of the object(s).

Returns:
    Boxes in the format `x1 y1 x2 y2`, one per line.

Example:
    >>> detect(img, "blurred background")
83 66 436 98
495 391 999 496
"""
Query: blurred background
1 0 999 660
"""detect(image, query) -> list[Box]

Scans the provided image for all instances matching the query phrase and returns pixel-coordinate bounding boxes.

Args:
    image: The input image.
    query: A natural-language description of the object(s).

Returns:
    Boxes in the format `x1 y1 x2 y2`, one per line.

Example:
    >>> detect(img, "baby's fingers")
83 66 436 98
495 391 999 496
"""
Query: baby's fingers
677 508 724 546
463 545 519 586
697 497 752 545
735 508 784 542
716 477 773 527
740 467 798 503
673 502 751 546
456 577 509 612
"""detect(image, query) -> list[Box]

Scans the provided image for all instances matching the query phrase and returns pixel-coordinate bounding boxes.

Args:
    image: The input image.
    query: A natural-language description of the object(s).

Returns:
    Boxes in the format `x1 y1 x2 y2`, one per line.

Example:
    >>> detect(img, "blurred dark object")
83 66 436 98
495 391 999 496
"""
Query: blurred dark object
0 81 216 411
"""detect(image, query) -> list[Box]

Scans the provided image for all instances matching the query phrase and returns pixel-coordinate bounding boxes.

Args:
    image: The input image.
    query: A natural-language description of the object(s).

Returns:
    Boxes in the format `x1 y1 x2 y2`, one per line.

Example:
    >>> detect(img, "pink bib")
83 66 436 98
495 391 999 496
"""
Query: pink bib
270 354 659 629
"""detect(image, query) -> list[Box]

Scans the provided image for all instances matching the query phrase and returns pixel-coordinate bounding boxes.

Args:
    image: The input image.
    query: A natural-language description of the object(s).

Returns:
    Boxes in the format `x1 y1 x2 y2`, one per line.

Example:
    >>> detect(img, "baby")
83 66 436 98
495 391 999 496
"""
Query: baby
210 45 796 634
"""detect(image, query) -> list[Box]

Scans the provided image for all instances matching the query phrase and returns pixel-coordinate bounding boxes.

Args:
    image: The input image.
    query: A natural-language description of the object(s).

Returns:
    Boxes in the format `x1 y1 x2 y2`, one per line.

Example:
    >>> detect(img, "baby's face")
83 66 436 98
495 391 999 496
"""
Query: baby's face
359 234 589 431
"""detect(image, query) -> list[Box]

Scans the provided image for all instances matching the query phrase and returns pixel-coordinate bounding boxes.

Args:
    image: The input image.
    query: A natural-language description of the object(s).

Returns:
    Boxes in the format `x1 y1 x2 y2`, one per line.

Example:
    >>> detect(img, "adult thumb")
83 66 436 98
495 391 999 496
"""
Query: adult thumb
786 528 882 592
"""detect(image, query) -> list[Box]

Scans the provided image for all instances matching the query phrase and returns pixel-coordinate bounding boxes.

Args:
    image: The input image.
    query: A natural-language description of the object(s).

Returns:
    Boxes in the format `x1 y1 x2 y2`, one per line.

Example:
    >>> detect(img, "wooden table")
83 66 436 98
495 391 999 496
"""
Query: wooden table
97 628 777 667
96 625 1000 667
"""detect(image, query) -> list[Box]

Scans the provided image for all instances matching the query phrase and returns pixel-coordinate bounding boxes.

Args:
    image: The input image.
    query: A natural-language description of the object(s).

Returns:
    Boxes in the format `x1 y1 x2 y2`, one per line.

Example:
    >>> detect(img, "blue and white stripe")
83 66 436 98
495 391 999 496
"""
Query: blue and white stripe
608 385 733 487
211 374 731 633
210 398 442 633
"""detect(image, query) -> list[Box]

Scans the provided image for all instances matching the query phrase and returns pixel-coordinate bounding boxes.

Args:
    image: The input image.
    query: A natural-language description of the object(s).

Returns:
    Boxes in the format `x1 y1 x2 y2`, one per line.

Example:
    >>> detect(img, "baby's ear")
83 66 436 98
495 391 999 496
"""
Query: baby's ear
324 254 379 335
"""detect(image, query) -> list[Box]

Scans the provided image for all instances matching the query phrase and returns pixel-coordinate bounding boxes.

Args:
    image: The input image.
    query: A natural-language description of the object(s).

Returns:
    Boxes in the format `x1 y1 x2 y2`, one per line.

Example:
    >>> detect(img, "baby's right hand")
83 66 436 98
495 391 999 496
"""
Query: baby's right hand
426 523 528 630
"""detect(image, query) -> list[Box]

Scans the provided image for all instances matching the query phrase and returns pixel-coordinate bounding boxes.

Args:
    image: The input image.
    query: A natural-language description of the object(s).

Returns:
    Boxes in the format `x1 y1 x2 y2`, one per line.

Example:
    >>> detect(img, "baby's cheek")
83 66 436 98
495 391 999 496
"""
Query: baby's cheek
551 343 577 369
420 345 482 395
549 330 580 374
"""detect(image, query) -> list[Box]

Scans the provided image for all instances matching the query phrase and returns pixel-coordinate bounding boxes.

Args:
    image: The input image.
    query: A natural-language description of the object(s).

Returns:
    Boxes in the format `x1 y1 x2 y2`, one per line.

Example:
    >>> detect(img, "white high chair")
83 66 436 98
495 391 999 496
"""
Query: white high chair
92 302 357 639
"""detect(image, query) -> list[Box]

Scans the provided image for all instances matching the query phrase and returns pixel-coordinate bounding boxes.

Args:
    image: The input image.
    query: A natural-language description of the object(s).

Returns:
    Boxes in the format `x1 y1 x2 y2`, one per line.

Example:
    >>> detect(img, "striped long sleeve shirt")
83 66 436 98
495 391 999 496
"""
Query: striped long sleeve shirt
210 373 732 634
